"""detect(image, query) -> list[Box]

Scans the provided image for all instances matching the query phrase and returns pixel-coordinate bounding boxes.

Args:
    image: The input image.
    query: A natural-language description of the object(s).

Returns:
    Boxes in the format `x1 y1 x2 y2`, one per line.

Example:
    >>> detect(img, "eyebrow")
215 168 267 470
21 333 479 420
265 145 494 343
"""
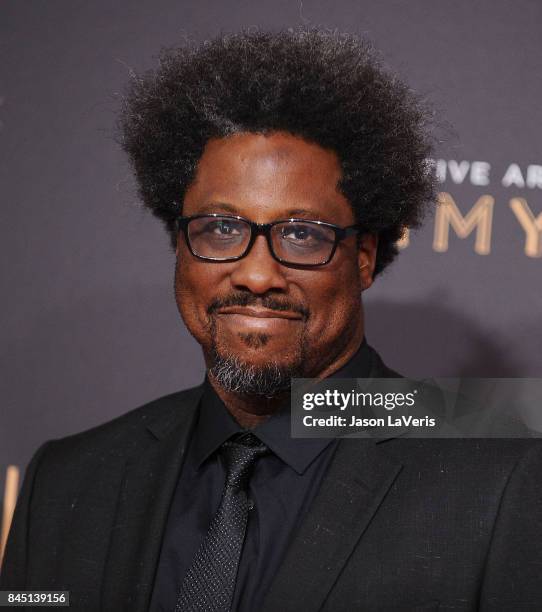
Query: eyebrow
283 208 317 217
197 202 239 214
196 202 322 218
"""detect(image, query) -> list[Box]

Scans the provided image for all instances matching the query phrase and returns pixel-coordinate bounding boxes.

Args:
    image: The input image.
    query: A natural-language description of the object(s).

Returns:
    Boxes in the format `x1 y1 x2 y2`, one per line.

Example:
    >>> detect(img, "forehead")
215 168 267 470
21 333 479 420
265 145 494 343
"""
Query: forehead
183 131 354 223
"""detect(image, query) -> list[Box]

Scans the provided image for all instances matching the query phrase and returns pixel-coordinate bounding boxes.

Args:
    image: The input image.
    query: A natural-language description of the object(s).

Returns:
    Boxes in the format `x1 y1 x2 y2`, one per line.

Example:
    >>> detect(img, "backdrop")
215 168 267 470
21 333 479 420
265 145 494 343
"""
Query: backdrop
1 0 541 549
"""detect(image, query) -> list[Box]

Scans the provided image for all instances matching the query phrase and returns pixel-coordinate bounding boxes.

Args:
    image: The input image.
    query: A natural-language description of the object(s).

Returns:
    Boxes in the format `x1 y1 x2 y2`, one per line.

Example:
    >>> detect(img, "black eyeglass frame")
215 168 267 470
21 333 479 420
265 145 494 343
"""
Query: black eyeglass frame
175 213 365 267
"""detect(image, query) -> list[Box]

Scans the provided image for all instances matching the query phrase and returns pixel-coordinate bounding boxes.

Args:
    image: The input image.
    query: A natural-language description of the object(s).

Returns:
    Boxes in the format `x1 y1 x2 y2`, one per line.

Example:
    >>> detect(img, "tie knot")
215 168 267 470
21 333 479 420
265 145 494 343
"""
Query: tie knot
220 432 269 490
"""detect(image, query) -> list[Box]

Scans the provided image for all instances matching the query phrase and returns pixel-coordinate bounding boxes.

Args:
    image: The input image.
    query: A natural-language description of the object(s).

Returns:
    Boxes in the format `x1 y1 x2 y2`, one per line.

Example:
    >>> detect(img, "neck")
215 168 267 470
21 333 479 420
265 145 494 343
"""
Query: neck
206 380 289 428
207 332 366 429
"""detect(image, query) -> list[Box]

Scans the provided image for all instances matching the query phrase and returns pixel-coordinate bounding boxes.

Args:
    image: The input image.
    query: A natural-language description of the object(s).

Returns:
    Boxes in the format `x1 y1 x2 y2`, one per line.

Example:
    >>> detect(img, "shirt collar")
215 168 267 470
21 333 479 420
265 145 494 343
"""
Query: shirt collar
193 337 372 475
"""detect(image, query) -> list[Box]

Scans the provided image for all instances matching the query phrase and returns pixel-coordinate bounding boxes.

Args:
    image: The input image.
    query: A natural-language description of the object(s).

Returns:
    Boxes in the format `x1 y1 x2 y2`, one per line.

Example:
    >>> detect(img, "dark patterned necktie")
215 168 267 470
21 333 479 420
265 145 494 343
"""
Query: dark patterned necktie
174 432 269 612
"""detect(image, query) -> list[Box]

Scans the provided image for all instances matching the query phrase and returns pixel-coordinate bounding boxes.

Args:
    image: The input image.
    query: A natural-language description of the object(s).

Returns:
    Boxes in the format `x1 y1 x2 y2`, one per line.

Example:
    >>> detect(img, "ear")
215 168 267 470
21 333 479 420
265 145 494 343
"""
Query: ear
357 233 378 291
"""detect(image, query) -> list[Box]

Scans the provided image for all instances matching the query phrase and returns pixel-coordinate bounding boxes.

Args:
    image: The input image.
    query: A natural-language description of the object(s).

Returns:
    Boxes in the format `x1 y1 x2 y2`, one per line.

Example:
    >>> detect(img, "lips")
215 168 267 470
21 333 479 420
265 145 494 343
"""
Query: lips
216 306 303 320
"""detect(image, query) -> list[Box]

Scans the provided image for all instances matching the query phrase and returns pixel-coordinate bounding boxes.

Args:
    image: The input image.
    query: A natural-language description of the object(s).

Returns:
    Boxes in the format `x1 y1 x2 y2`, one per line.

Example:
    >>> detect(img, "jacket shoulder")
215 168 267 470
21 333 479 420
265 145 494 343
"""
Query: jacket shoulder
37 383 204 465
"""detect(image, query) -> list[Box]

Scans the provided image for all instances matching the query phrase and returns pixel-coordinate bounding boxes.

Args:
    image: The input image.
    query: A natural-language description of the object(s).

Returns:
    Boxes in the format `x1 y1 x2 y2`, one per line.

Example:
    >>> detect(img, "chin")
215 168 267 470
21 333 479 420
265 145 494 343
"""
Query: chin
208 347 303 396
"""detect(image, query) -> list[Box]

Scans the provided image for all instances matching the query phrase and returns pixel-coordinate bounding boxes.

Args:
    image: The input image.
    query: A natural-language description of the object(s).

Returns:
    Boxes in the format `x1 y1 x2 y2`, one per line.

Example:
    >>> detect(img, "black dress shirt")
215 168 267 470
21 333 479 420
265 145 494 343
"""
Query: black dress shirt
149 338 373 612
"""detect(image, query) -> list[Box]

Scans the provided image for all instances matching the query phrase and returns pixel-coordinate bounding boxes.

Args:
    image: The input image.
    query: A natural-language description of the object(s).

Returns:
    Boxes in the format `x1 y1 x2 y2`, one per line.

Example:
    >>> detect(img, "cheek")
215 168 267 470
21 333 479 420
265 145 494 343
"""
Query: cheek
305 266 362 334
174 258 214 342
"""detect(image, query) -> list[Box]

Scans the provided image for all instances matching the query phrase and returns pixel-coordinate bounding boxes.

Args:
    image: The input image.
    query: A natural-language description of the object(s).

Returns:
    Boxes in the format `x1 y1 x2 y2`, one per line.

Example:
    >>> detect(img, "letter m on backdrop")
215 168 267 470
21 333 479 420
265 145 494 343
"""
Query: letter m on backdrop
433 193 494 254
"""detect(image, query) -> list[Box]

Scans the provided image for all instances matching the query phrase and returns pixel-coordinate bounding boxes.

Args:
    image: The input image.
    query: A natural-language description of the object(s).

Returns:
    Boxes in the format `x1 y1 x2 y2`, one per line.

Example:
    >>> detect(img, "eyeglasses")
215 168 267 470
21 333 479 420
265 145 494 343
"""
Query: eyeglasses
176 214 364 267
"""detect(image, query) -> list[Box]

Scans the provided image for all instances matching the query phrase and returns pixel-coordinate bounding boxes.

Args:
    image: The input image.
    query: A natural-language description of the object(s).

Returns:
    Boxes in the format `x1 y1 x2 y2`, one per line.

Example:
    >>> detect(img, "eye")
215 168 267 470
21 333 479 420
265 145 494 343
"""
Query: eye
281 224 329 244
207 220 242 236
288 227 310 240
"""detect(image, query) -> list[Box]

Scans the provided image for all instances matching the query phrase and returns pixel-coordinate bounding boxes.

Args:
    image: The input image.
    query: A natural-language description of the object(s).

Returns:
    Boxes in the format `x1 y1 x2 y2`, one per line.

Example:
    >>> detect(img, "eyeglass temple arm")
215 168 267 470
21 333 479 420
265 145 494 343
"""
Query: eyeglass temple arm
343 224 367 237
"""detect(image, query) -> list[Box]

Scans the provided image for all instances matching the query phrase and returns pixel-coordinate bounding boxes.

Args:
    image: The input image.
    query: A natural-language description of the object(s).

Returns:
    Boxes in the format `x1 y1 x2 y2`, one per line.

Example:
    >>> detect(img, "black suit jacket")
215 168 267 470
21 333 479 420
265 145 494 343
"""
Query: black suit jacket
2 345 542 611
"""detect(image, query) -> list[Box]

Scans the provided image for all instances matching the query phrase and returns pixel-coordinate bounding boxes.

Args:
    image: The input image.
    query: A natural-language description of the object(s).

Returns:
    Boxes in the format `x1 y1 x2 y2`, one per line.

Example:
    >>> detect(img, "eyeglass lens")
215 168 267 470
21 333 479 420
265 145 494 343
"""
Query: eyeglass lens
186 216 336 264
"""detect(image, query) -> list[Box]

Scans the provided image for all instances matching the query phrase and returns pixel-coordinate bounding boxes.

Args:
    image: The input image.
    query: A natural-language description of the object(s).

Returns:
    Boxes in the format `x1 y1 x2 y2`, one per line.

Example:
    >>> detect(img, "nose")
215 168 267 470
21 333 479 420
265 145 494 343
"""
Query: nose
229 235 288 295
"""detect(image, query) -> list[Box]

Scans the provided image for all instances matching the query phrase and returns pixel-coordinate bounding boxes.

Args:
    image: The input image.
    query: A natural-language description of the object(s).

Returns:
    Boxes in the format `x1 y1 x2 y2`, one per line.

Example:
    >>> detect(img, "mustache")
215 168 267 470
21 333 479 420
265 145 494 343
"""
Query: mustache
207 293 310 319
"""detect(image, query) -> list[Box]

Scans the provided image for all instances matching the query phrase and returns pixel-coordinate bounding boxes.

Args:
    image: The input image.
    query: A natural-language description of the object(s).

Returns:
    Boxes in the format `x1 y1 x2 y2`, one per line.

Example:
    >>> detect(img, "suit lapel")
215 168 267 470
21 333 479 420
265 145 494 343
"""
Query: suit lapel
261 437 402 612
100 385 203 612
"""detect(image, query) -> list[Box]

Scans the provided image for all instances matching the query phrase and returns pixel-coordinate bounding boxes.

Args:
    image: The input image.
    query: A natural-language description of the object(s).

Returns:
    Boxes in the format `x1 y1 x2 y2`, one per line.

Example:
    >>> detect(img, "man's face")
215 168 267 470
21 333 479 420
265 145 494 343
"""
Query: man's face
175 131 376 394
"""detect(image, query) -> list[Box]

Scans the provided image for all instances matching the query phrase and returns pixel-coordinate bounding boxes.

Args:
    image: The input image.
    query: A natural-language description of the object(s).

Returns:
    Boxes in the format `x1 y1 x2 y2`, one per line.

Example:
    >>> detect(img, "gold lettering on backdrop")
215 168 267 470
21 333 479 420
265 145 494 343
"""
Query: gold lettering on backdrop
509 198 542 257
433 193 494 254
0 465 20 567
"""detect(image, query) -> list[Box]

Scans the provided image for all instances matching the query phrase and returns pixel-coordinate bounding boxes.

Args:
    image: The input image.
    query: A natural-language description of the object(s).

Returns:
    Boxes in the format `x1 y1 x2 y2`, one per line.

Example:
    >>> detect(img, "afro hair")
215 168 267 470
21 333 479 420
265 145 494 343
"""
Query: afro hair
118 27 436 276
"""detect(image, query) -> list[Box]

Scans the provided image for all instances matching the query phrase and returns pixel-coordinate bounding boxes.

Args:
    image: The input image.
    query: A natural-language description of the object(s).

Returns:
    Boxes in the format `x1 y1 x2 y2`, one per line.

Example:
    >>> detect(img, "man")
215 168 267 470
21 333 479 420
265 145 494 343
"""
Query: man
2 28 542 612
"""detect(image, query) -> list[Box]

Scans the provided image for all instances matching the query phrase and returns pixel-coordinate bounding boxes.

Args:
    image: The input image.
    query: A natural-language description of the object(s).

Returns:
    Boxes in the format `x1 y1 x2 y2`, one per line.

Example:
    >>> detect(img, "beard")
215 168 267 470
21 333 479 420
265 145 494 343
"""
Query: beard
207 320 309 397
208 349 304 396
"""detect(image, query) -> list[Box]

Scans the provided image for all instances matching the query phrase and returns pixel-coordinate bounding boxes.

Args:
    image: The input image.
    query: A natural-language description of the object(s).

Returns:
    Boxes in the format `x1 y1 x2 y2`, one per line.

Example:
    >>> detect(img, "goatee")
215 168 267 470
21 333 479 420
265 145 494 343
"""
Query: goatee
208 348 305 397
